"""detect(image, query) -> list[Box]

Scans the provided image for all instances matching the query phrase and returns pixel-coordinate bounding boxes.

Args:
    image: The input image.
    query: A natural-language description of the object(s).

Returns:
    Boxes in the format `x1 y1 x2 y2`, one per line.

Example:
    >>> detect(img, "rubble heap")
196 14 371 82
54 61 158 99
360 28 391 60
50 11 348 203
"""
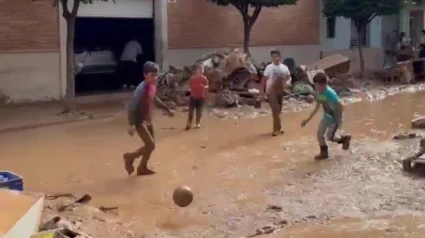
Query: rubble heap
156 50 357 108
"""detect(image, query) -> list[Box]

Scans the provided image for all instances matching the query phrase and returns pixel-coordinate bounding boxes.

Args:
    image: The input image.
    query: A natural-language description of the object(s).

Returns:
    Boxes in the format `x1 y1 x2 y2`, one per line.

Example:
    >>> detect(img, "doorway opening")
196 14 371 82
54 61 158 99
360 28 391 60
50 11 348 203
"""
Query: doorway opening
74 17 154 95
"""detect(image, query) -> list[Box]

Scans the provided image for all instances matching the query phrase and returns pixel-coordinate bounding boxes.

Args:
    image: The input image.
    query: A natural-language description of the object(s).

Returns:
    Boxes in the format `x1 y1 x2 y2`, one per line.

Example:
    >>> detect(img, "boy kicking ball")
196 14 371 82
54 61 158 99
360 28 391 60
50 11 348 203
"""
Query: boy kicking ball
123 61 174 176
301 72 351 160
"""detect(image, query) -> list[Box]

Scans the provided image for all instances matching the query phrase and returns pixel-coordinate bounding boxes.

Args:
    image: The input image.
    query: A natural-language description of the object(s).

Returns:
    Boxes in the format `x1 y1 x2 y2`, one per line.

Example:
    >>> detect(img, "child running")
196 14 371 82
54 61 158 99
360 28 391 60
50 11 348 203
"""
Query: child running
301 72 351 160
123 61 174 176
186 64 209 130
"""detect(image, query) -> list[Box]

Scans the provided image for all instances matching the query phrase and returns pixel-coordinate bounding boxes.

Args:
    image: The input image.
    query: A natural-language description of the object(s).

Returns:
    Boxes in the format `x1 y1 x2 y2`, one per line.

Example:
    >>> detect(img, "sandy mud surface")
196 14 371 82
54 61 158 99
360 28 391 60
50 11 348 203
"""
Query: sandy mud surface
3 83 425 237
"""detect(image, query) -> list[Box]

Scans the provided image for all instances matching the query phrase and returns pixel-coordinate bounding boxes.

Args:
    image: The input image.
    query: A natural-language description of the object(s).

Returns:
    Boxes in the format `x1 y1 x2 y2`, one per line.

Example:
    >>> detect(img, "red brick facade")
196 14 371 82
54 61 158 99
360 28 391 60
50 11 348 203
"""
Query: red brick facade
0 0 319 52
0 0 59 52
168 0 320 49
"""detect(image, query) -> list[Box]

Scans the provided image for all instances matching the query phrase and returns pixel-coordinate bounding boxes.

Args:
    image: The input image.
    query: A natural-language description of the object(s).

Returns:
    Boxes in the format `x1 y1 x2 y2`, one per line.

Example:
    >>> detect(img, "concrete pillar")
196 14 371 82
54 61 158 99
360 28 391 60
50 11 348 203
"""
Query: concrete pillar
58 5 67 99
154 0 169 72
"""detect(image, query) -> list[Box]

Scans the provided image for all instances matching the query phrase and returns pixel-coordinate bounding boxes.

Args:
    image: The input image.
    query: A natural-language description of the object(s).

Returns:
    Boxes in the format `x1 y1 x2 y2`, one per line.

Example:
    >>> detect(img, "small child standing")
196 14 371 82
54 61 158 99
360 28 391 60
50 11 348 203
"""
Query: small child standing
123 61 174 176
301 72 351 160
186 64 209 130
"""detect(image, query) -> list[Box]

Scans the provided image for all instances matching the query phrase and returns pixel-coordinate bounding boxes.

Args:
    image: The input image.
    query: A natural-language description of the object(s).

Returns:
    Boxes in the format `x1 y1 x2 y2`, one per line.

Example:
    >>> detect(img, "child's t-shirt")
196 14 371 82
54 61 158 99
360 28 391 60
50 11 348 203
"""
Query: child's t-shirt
128 81 157 124
189 75 209 99
316 86 343 124
263 63 290 94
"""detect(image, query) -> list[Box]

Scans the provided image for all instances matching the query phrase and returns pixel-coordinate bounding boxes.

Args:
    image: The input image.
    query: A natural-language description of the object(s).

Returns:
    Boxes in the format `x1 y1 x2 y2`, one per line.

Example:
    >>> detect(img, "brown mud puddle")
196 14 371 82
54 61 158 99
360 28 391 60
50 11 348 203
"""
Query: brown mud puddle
1 91 425 236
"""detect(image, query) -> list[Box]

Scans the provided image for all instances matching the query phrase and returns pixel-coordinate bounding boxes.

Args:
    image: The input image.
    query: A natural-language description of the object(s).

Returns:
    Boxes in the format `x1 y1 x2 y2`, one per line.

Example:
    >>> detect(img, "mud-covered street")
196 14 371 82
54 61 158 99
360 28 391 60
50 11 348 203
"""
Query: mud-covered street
2 86 425 237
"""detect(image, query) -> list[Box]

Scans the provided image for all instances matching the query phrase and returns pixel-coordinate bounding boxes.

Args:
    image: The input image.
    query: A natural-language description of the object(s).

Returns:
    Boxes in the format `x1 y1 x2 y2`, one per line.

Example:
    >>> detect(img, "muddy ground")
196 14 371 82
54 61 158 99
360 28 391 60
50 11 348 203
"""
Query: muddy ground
4 82 425 237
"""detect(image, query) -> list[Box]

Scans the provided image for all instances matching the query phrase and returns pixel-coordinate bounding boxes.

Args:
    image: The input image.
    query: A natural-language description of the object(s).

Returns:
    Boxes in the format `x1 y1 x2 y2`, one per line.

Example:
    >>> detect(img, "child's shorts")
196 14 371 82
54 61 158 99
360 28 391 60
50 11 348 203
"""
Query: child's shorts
317 117 341 144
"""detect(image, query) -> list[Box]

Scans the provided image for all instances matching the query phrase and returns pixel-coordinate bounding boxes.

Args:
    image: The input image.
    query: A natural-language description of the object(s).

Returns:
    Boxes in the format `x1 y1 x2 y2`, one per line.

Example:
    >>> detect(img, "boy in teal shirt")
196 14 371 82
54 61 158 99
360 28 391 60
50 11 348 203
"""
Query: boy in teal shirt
301 72 351 160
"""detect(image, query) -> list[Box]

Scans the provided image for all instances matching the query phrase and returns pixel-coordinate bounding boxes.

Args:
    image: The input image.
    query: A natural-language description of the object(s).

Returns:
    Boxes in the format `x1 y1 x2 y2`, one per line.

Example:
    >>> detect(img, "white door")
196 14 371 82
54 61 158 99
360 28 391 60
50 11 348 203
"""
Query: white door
69 0 153 18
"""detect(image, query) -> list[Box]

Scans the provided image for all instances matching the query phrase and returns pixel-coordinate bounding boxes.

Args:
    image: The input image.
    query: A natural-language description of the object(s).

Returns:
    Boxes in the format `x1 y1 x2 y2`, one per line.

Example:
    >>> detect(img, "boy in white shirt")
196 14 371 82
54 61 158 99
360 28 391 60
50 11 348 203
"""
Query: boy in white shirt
261 50 291 136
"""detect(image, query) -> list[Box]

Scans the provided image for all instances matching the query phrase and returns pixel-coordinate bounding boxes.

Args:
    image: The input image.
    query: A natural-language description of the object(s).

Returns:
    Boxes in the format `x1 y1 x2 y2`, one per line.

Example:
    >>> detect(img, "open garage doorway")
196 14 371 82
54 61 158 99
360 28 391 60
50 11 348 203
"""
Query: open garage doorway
74 17 154 95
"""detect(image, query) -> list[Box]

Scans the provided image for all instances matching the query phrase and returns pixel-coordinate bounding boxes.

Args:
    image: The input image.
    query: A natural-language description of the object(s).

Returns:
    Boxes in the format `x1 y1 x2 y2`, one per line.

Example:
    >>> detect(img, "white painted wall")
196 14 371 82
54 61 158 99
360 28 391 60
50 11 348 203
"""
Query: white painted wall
320 16 385 51
319 0 389 51
0 52 61 104
369 17 383 48
320 16 352 51
68 0 153 18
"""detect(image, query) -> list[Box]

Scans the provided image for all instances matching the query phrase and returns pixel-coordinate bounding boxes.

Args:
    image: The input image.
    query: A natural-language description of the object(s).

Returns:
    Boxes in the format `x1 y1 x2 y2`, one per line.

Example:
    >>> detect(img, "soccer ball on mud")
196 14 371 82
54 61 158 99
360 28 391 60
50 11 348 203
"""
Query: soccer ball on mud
173 186 193 207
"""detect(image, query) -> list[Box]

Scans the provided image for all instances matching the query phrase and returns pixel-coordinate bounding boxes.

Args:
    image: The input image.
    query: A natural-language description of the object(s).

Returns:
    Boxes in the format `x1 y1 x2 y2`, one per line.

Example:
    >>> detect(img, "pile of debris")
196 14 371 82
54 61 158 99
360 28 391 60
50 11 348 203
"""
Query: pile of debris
35 193 128 238
156 50 356 108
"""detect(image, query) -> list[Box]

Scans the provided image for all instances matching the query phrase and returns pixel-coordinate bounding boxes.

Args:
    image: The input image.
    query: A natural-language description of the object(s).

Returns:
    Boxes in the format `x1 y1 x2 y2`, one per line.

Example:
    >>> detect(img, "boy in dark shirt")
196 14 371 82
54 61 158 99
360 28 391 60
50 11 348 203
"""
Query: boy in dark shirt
123 61 174 176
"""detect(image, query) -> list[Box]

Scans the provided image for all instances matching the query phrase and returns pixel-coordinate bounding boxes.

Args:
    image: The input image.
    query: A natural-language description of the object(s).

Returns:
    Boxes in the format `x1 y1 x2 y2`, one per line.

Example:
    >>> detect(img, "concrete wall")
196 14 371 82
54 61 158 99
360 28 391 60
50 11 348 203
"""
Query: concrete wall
381 14 400 47
0 0 60 104
319 0 387 51
168 45 321 67
0 52 61 104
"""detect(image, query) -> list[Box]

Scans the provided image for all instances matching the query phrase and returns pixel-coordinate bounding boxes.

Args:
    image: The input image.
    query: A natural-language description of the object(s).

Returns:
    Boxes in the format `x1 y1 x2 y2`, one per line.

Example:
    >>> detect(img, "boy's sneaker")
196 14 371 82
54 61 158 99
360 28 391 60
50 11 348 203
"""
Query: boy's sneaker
341 135 351 150
195 124 201 128
185 122 192 130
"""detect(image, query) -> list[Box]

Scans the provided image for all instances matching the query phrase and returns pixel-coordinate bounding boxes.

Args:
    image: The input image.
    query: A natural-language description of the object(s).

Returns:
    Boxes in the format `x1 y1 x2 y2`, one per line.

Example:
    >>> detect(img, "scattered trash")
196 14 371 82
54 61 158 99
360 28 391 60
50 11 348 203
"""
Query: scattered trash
75 194 92 204
98 206 118 214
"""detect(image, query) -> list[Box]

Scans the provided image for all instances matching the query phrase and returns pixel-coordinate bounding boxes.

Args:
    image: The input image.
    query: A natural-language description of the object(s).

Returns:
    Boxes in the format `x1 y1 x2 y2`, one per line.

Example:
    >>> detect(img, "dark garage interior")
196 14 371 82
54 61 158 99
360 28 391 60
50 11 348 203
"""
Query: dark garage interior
74 17 154 95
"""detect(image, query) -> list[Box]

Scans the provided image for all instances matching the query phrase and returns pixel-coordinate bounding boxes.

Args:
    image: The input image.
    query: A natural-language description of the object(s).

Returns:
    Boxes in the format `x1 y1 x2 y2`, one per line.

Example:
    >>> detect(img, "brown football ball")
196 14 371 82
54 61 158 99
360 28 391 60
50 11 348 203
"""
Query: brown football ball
306 95 315 104
173 186 193 207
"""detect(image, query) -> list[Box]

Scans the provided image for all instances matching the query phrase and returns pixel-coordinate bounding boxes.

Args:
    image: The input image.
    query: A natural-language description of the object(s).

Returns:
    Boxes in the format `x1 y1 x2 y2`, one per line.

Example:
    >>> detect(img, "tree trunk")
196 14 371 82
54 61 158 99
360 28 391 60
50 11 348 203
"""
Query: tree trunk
356 25 365 78
64 16 77 113
243 21 252 55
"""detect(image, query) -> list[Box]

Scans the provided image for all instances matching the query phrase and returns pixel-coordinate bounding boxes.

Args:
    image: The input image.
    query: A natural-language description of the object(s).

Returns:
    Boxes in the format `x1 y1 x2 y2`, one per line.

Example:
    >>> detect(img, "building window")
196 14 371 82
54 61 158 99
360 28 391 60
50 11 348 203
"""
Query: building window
350 19 369 47
326 17 336 38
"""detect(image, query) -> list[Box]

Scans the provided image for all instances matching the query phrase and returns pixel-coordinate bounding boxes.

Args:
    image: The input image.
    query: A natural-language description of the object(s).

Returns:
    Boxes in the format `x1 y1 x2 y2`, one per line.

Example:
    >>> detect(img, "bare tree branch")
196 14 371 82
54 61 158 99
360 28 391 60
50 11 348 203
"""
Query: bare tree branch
71 0 80 16
60 0 71 17
250 4 262 27
367 12 377 23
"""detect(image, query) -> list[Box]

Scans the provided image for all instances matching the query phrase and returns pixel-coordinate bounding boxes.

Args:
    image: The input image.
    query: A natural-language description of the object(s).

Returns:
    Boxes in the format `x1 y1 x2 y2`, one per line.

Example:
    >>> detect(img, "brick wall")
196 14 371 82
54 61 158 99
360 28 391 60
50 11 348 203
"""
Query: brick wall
0 0 59 52
168 0 320 49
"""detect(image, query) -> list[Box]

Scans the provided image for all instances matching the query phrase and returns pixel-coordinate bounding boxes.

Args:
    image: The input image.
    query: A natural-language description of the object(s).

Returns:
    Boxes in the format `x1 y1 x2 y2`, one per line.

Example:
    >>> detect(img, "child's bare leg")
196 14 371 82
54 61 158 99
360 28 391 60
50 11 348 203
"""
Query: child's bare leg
186 98 195 130
135 124 156 175
326 124 351 150
315 119 329 160
195 100 204 127
268 94 281 136
137 149 155 175
277 95 284 134
123 154 135 175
